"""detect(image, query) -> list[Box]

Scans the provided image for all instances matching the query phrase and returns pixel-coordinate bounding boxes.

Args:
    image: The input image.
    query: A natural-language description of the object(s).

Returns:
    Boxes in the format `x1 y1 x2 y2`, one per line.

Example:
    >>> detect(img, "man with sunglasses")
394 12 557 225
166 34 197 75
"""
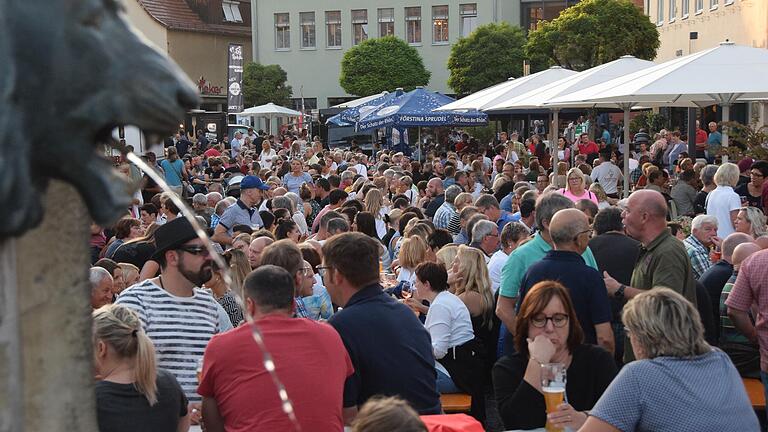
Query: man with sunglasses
211 175 270 245
116 218 232 423
518 209 614 354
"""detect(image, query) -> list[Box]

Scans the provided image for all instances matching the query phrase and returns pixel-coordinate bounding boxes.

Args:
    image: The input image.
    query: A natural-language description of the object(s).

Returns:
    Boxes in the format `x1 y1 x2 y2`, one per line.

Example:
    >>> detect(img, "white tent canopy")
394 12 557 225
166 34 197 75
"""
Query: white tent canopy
233 102 302 117
332 92 389 108
436 66 578 111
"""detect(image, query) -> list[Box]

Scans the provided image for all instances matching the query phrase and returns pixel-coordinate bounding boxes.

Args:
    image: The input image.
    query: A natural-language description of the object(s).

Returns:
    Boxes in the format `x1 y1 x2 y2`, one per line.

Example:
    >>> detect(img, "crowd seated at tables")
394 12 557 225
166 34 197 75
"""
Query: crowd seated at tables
90 126 768 431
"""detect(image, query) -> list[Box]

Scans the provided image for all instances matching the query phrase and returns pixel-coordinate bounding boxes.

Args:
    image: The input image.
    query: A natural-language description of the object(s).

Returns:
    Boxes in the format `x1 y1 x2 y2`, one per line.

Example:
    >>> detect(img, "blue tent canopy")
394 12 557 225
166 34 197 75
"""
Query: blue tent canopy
356 88 488 132
325 89 406 126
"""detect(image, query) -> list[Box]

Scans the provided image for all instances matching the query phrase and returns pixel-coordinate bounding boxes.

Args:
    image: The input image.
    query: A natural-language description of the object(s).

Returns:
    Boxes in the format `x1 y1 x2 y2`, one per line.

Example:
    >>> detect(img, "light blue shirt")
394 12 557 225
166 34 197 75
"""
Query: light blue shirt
283 172 313 194
160 159 184 187
591 350 759 432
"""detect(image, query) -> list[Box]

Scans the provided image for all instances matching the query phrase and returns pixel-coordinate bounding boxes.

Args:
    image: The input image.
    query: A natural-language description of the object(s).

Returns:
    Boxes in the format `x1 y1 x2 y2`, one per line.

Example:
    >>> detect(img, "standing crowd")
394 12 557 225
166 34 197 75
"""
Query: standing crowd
88 123 768 431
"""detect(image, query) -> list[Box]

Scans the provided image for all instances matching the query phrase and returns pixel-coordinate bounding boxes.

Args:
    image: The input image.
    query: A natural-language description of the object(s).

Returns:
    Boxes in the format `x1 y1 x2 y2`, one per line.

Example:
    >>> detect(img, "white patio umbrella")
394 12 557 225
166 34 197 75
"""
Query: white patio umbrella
545 42 768 196
234 102 302 133
436 66 578 111
332 91 389 108
484 55 656 167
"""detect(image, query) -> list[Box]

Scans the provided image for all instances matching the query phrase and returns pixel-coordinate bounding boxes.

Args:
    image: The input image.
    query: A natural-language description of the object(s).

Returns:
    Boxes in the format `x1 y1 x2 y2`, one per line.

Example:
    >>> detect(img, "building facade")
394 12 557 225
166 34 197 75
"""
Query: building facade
252 0 576 109
125 0 254 111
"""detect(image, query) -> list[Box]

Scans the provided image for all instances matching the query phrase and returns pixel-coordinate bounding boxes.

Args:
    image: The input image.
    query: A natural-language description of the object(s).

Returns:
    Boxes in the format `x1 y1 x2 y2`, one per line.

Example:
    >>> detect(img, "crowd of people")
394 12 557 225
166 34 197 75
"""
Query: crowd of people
88 123 768 431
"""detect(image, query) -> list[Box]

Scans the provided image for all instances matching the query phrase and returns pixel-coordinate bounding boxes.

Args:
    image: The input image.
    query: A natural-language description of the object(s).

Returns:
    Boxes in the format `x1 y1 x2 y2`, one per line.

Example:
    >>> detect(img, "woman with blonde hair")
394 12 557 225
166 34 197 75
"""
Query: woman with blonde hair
93 304 189 431
588 183 612 210
364 187 388 239
117 263 140 293
435 244 459 270
231 233 251 253
559 167 599 205
396 235 429 288
203 249 247 327
550 161 569 189
706 162 742 237
734 206 768 238
581 288 759 431
351 396 426 432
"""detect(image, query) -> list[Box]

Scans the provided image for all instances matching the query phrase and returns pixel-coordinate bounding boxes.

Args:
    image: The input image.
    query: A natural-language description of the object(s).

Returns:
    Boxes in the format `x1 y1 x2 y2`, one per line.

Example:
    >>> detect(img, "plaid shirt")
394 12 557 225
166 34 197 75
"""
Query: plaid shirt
630 167 643 186
684 235 712 279
210 213 221 229
294 296 310 318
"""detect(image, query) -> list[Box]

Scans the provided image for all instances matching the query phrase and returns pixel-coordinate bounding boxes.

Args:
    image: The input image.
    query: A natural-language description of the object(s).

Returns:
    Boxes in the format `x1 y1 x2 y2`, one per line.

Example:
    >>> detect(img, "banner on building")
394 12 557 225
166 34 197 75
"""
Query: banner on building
227 44 244 114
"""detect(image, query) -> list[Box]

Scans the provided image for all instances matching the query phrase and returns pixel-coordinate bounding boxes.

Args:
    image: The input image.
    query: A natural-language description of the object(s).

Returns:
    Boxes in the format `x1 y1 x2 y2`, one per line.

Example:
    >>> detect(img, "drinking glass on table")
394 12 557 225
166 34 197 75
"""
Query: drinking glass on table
541 363 567 432
400 282 414 300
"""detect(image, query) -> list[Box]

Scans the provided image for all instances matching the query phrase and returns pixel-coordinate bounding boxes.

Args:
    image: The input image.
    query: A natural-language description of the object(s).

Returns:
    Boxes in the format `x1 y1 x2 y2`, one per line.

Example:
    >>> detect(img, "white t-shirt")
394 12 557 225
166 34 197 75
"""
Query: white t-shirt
590 161 623 194
424 291 475 359
706 185 741 238
487 250 510 294
259 148 277 166
354 163 368 178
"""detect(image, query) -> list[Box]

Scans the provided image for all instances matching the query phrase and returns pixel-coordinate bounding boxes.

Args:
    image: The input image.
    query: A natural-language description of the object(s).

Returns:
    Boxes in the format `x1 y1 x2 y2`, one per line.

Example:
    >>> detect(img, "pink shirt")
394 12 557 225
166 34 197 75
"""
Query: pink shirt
559 188 600 205
725 249 768 371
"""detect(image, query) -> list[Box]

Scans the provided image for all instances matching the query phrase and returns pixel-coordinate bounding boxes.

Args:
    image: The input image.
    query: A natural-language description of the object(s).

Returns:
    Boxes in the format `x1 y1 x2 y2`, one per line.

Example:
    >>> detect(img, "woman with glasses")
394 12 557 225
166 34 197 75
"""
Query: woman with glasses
493 281 616 431
735 160 768 210
559 167 599 205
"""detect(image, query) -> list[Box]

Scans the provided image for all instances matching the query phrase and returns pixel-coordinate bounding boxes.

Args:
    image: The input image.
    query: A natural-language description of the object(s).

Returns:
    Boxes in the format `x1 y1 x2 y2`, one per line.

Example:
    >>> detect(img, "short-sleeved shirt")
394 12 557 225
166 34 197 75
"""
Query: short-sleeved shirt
500 233 598 299
724 249 768 371
282 172 313 195
706 185 741 238
519 250 612 344
590 350 759 432
433 202 457 230
217 199 263 235
198 315 353 432
116 280 224 402
160 159 184 187
329 284 441 414
96 369 188 432
590 162 623 194
720 272 751 345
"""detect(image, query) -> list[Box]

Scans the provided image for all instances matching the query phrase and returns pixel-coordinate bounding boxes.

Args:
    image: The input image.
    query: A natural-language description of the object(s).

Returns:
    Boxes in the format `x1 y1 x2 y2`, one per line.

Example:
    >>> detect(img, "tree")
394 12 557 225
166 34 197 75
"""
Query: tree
447 23 526 96
339 36 430 96
720 120 768 161
242 63 292 107
526 0 660 71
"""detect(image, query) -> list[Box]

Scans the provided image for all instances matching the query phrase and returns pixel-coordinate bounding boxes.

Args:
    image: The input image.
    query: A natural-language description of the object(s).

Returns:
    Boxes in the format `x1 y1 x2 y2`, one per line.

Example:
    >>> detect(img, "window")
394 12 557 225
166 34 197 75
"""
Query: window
275 13 290 50
326 11 342 48
222 1 243 23
352 9 368 45
300 12 315 48
695 0 703 12
405 7 421 44
656 0 664 24
669 0 676 20
378 8 395 37
681 0 689 16
432 6 449 44
460 4 478 37
710 0 718 8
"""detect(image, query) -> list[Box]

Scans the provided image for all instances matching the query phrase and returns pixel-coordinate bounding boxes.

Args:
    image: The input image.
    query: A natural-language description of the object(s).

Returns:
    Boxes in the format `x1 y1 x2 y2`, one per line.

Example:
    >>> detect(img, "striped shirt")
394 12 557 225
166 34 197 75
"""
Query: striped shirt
116 280 223 402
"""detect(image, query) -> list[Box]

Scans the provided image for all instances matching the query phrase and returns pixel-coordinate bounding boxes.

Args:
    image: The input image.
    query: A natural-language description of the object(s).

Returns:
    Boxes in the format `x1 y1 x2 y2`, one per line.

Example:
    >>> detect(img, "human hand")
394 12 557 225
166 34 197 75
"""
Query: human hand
527 334 556 364
711 236 722 249
189 402 203 424
603 271 620 296
548 403 588 430
447 268 464 287
405 298 429 315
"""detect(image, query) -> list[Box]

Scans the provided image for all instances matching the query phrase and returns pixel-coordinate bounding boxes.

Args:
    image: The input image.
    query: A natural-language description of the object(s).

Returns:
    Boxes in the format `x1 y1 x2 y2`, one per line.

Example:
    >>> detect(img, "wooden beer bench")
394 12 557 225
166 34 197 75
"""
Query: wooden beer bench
441 393 472 413
743 378 766 410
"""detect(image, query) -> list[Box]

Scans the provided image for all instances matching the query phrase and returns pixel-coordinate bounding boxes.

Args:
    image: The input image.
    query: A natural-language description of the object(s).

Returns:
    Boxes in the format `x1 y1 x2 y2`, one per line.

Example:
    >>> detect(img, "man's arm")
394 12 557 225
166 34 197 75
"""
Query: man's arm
603 272 644 299
727 307 758 344
201 397 225 432
496 295 517 334
595 322 615 354
211 223 232 245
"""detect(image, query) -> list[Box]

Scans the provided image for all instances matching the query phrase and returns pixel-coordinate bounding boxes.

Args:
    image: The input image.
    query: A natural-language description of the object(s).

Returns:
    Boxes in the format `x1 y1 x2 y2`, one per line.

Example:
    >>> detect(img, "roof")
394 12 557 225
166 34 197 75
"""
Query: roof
136 0 251 37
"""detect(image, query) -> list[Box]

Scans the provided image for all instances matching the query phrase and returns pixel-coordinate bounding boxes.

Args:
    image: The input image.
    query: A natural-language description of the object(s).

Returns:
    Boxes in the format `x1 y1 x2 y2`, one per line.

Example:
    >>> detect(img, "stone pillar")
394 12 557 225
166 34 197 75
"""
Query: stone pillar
11 181 97 432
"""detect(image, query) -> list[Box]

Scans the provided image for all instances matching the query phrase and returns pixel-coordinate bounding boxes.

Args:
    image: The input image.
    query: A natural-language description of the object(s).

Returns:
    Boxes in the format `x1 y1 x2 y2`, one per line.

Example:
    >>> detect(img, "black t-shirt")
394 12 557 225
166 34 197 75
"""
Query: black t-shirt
588 232 641 321
112 241 155 269
96 369 188 432
205 167 225 181
694 190 709 215
735 183 762 210
141 174 160 204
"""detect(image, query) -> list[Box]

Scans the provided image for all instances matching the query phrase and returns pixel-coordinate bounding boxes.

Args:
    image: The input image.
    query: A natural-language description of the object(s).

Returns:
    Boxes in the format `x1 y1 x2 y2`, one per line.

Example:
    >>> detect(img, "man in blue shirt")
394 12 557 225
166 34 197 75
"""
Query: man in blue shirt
322 233 441 422
211 175 269 246
519 208 614 353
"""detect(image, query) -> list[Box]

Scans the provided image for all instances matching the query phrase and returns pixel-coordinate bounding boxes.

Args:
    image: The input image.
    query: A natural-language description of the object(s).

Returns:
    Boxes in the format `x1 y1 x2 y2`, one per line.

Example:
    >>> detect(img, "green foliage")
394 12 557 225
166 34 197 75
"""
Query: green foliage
242 63 293 107
629 112 669 136
720 121 768 161
526 0 660 71
447 23 526 96
465 124 500 145
339 36 431 96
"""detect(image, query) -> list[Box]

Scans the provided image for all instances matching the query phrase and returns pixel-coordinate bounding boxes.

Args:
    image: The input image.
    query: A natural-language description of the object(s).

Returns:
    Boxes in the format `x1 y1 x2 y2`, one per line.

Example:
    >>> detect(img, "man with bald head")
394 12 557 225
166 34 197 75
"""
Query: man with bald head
603 189 697 361
519 209 614 353
248 236 274 268
700 232 754 328
719 242 762 377
424 177 446 219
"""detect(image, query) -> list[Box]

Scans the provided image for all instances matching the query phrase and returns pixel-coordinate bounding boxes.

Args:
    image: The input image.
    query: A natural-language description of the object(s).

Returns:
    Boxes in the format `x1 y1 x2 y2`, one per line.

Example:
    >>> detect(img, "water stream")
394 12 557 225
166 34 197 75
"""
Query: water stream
123 150 300 429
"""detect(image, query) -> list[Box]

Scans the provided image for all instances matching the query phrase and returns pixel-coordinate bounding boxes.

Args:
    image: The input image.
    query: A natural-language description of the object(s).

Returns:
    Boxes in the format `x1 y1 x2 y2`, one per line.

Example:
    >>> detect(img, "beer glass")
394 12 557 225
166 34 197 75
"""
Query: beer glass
541 362 567 432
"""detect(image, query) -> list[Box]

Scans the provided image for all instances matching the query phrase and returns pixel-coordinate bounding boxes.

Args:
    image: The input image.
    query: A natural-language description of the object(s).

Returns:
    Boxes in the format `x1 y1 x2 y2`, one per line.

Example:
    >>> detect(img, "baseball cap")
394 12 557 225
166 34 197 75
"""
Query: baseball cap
240 175 270 191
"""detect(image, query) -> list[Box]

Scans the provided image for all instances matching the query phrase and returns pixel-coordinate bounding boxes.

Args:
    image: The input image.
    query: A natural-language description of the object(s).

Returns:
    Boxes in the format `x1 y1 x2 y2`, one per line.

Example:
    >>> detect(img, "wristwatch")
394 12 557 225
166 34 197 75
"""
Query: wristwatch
616 284 626 300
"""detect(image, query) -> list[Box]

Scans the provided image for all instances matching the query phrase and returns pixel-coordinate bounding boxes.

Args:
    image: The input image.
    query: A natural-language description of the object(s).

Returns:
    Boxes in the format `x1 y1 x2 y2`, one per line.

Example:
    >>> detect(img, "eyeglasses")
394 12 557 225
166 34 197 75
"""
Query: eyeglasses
177 245 210 256
568 177 581 181
316 265 333 277
531 313 569 328
750 171 764 177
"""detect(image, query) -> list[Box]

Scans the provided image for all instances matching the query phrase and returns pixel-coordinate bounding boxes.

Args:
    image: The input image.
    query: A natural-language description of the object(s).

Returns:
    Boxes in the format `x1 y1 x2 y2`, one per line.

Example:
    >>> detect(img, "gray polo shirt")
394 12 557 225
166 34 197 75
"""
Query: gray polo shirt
217 199 263 235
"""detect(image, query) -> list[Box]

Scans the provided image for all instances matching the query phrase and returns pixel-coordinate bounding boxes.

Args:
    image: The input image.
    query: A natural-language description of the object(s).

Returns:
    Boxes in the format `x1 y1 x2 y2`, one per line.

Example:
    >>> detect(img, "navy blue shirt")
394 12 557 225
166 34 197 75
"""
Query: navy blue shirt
329 284 441 414
519 250 612 344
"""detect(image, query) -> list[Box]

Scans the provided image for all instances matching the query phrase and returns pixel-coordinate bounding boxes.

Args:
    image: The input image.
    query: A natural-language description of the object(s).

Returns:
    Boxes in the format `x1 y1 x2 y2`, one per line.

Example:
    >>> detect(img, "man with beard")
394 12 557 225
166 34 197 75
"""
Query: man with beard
116 218 232 423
